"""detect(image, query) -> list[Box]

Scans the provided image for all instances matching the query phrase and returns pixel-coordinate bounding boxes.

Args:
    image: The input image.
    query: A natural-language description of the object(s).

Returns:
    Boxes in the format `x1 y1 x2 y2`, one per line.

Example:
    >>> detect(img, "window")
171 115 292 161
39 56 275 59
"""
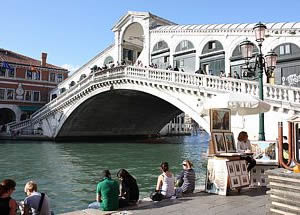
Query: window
208 41 216 50
0 89 5 100
181 40 188 50
33 91 40 102
33 71 40 80
0 68 6 77
25 90 32 101
26 70 33 80
8 68 15 78
6 89 14 100
57 74 63 83
279 44 291 56
164 56 169 63
285 44 291 54
50 73 56 82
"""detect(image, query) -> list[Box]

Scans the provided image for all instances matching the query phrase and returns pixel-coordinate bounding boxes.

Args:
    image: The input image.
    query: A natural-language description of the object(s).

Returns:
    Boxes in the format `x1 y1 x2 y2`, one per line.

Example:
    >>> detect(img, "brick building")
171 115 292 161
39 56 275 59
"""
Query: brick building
0 48 68 127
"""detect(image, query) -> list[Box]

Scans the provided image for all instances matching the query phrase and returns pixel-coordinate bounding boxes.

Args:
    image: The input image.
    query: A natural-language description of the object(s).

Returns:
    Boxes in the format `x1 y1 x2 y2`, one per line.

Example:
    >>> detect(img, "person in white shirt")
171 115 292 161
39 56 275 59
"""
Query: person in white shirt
156 162 175 198
236 131 256 172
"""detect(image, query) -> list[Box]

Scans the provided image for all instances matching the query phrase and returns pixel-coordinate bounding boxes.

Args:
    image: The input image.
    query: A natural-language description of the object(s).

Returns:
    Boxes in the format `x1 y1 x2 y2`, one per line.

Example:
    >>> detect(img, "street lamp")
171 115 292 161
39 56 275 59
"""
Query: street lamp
240 22 278 141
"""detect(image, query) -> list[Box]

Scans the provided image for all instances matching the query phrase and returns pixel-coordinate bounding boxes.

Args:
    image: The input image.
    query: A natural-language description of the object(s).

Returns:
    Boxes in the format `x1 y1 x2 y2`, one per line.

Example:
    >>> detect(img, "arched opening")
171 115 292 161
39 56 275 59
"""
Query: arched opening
60 88 66 94
200 40 225 76
79 74 87 82
273 43 300 87
0 108 16 125
121 22 144 65
173 40 196 73
69 81 76 88
151 40 170 69
51 94 57 100
104 56 114 66
230 42 259 79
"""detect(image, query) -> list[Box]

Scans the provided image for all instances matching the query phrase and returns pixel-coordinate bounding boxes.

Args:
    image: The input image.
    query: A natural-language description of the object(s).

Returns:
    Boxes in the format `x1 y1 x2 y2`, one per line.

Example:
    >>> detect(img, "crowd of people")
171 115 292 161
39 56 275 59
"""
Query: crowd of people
1 159 195 214
88 159 195 211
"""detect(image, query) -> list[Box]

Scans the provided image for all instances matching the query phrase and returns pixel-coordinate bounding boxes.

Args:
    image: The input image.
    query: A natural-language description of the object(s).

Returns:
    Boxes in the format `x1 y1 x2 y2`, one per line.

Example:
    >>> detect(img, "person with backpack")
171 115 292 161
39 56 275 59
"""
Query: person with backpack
23 181 51 215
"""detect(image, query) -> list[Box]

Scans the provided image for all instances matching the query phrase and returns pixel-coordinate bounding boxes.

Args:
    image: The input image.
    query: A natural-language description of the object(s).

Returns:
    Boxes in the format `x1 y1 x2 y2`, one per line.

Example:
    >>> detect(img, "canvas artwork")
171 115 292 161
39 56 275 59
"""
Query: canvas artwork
240 175 250 186
210 108 231 132
226 162 235 177
250 141 278 164
233 161 242 176
224 132 236 153
240 160 248 175
230 176 241 188
213 133 226 153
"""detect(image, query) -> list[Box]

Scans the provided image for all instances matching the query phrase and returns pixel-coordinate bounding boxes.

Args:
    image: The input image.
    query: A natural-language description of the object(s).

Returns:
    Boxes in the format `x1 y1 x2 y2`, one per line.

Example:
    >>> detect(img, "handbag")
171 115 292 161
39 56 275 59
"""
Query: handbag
150 190 163 201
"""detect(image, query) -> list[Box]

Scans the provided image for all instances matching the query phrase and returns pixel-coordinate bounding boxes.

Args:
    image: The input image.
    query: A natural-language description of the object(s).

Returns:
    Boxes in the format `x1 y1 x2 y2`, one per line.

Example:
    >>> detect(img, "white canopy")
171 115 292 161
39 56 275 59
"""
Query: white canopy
200 92 271 115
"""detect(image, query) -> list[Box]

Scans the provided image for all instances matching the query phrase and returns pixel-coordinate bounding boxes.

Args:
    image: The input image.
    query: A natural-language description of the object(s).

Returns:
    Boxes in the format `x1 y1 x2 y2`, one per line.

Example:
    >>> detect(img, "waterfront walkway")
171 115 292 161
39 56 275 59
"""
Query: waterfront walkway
61 188 267 215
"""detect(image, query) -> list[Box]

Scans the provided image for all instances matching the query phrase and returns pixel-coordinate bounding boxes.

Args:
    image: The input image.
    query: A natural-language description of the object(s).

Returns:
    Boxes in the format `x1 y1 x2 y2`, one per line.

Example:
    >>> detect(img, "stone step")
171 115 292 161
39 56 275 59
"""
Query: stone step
268 200 300 215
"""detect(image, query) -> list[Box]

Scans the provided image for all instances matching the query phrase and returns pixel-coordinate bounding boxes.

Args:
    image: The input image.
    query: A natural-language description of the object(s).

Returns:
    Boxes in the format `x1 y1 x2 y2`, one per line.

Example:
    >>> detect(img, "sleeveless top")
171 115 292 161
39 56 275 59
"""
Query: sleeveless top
161 172 175 197
0 197 11 215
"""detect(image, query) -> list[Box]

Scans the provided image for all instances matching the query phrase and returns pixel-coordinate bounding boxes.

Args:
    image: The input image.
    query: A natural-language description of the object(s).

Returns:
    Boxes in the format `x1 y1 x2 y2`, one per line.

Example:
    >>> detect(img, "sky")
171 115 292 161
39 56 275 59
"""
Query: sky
2 0 300 73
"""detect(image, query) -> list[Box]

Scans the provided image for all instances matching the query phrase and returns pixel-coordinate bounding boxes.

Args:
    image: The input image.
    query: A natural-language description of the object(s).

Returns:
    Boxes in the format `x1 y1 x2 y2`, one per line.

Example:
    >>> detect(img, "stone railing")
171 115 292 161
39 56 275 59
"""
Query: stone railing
10 66 300 131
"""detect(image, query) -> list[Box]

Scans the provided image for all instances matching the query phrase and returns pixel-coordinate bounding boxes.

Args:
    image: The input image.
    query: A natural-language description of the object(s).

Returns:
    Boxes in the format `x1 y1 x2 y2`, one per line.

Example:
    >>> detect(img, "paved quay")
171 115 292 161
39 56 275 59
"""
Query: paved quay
60 188 267 215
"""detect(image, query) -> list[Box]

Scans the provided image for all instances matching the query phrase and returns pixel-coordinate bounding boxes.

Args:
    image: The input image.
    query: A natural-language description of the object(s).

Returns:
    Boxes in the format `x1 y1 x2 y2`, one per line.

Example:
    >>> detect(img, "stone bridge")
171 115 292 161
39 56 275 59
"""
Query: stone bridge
9 66 300 140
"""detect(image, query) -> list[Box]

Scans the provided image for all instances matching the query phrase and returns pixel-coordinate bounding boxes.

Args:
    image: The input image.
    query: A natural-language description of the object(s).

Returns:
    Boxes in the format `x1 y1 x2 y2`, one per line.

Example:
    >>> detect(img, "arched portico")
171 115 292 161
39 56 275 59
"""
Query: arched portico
0 108 16 125
121 22 144 65
151 40 170 69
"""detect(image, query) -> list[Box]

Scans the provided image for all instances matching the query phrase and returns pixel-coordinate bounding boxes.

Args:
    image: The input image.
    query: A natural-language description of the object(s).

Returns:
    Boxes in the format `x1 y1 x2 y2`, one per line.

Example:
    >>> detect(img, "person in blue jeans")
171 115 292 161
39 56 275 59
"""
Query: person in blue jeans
88 170 119 211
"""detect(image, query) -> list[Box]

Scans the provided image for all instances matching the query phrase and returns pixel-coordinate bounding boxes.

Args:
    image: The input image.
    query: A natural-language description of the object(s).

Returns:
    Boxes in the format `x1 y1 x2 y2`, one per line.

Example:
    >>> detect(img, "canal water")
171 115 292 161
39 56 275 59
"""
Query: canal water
0 133 209 213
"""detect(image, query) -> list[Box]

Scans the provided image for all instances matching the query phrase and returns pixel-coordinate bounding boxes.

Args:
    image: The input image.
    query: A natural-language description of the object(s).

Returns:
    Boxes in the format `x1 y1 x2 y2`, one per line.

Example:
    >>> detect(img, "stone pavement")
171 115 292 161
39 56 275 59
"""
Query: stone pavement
60 188 267 215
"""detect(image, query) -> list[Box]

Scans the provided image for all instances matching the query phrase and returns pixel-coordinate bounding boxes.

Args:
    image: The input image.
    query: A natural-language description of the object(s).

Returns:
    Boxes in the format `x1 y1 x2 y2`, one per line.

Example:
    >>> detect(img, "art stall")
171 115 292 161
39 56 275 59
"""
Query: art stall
201 93 279 196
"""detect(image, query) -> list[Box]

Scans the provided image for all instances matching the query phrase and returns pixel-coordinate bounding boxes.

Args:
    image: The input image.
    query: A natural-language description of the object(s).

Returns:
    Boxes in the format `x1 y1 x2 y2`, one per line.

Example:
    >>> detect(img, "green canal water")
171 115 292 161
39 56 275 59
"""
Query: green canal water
0 134 209 214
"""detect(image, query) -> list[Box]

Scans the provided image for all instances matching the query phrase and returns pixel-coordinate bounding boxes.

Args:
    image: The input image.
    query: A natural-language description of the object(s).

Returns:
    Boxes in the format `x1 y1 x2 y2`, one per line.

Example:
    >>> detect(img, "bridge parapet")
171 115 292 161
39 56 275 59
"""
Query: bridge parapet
9 66 300 132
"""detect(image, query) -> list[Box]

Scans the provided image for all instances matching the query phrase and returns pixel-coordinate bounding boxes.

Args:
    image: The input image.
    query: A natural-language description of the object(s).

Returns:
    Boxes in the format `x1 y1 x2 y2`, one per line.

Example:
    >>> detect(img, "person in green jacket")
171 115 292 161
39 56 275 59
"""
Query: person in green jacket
88 170 119 211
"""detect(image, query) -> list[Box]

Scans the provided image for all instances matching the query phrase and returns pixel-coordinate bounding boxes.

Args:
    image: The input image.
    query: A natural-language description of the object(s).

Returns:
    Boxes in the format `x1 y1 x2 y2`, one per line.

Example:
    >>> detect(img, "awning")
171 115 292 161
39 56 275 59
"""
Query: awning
19 106 42 112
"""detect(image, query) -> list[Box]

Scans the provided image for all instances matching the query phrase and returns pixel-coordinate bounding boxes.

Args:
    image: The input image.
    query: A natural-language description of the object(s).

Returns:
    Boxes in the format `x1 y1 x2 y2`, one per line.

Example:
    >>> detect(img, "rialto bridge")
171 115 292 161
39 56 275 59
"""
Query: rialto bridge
7 11 300 140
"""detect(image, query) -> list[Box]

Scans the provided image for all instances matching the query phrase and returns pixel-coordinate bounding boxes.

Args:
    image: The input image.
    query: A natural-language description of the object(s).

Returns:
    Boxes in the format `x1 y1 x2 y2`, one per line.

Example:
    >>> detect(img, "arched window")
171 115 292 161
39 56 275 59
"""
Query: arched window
201 40 224 55
175 40 194 53
79 74 87 81
60 88 66 94
152 41 169 53
104 56 114 65
151 41 170 69
273 43 300 87
69 81 76 88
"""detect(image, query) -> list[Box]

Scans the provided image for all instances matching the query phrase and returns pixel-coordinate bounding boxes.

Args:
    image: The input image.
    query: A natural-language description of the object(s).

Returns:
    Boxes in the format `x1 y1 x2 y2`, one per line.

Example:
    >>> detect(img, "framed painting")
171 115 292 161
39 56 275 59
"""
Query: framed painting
210 108 231 132
226 161 235 177
240 175 250 186
230 176 241 188
224 132 236 153
212 133 226 154
240 160 248 175
233 161 242 176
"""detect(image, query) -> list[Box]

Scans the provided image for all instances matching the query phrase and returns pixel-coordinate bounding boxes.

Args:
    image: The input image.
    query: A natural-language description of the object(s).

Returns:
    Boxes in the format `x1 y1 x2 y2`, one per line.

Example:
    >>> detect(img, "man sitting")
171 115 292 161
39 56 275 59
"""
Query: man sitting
89 170 119 211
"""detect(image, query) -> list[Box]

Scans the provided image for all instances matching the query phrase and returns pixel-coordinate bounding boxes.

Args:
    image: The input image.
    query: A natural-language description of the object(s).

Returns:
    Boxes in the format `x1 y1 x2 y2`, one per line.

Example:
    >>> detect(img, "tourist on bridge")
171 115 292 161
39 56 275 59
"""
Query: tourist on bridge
175 160 195 196
233 71 240 79
0 179 17 215
88 170 119 211
237 131 256 172
23 181 52 215
155 162 175 199
117 169 139 207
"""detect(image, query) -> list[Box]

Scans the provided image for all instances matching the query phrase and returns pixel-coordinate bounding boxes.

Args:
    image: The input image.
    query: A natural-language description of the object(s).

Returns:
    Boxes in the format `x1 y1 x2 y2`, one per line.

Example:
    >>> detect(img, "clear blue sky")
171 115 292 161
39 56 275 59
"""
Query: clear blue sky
2 0 300 72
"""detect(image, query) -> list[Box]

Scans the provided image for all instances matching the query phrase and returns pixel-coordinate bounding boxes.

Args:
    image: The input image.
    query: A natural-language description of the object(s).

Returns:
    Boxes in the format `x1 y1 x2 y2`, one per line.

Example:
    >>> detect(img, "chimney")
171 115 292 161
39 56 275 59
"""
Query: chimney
41 52 47 67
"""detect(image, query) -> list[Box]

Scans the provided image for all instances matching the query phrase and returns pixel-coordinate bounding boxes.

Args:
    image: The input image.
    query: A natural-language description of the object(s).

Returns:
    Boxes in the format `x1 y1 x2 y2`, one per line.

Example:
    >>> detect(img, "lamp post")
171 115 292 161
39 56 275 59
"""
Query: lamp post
240 22 278 141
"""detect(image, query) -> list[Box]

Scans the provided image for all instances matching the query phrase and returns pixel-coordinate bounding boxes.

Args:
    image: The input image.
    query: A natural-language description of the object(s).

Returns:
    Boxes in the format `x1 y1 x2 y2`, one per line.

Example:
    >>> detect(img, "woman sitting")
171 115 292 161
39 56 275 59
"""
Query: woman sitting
156 162 175 198
0 179 17 215
176 160 195 195
117 169 139 208
237 131 256 172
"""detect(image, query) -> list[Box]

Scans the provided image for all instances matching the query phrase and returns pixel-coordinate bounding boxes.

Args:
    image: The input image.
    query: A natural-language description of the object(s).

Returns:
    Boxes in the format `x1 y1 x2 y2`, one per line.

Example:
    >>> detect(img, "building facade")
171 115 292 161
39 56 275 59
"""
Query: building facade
0 49 68 127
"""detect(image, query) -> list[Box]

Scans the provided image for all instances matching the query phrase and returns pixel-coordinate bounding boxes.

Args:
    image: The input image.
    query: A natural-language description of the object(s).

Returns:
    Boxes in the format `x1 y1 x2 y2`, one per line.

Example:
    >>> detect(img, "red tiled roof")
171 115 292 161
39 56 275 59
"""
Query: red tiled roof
0 48 68 72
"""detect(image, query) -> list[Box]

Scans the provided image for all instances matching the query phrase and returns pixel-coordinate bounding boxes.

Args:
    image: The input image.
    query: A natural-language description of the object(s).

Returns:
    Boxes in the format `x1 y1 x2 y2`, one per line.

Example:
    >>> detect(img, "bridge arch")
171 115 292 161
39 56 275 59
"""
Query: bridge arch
54 83 209 138
173 40 196 73
0 108 16 125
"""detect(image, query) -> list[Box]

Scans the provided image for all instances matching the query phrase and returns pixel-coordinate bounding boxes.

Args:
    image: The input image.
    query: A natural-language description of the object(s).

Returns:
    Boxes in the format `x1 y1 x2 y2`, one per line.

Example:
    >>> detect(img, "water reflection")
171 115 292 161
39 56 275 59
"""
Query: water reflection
0 134 209 213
